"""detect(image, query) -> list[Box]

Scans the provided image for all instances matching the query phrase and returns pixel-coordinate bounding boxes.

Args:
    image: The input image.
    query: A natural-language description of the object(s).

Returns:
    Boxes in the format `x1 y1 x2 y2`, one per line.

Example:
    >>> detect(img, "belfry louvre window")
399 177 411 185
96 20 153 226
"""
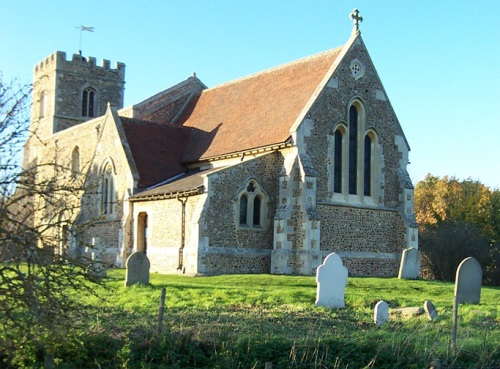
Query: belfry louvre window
237 180 267 229
82 87 96 117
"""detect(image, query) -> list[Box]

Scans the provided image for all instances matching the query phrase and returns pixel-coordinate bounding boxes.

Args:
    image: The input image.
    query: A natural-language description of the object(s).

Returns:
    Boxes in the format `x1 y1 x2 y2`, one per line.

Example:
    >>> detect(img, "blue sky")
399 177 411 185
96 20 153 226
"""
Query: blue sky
1 1 499 189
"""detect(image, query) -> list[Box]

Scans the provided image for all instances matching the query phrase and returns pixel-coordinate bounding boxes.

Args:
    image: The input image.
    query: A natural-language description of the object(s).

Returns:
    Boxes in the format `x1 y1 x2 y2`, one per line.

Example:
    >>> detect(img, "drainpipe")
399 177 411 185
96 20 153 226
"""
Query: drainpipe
176 195 187 272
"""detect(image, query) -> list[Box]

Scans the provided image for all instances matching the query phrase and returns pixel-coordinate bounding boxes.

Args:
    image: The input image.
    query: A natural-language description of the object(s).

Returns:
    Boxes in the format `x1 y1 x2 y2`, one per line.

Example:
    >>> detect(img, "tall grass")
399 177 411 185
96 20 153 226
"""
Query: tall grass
12 271 500 368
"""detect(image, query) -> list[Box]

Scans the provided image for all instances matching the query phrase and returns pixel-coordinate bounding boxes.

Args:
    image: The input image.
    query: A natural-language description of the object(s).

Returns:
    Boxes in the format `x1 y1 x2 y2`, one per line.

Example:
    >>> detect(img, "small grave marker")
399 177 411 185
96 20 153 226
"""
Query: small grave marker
452 257 482 354
125 251 150 286
398 247 420 279
455 257 482 304
424 300 438 321
315 253 348 308
374 301 389 325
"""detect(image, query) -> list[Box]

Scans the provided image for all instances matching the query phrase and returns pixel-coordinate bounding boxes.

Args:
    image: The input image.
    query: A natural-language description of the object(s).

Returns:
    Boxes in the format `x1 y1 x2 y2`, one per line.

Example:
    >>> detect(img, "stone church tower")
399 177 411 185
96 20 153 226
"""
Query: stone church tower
30 51 125 137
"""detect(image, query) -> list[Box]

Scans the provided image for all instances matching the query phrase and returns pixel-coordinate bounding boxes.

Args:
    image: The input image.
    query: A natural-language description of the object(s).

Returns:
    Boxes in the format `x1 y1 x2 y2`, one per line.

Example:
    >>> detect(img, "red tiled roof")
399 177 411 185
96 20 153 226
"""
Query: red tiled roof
178 47 343 162
120 118 191 189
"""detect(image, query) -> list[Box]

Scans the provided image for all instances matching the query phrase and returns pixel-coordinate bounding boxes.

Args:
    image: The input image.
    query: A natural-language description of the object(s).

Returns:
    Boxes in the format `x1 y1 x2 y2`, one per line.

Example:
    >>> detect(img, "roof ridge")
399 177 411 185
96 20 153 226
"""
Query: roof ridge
206 46 343 92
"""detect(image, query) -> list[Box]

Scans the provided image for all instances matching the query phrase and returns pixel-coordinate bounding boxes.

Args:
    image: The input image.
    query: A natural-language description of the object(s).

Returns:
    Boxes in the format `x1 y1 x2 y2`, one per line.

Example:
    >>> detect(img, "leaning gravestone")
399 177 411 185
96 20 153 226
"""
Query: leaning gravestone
398 247 420 279
315 253 348 308
374 301 389 325
125 251 150 286
455 257 482 304
424 300 438 321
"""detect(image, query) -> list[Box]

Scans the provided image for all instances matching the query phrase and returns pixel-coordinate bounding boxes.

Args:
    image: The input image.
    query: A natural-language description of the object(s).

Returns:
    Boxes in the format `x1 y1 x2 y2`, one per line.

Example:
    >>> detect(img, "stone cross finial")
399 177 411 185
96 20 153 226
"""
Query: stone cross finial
350 8 363 34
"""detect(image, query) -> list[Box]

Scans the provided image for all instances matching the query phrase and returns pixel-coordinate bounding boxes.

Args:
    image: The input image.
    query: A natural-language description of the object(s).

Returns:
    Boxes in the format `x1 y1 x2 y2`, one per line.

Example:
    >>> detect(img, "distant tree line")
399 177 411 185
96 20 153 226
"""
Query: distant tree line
415 174 499 286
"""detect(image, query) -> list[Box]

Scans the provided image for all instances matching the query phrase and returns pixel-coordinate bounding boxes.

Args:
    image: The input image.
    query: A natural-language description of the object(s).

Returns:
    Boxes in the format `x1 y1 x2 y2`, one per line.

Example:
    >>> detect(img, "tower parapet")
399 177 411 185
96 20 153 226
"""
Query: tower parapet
31 51 126 137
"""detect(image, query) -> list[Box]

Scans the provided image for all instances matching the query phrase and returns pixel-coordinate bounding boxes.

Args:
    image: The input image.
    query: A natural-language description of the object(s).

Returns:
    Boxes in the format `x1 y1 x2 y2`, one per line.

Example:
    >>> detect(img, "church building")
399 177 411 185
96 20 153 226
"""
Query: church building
24 11 418 276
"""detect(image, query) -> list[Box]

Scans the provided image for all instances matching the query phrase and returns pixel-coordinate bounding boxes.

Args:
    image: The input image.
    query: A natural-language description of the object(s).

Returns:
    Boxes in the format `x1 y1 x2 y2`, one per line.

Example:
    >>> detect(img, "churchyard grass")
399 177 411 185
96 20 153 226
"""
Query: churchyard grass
12 271 500 368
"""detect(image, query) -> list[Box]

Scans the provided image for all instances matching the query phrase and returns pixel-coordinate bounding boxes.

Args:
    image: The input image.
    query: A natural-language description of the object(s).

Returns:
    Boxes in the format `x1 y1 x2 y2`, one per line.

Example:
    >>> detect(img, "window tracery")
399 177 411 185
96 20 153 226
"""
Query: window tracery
237 179 267 229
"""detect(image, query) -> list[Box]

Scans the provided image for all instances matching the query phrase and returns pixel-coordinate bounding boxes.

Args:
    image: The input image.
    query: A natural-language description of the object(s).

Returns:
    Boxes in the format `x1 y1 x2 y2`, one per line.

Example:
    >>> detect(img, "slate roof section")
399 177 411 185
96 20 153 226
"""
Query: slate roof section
120 117 192 189
177 47 343 162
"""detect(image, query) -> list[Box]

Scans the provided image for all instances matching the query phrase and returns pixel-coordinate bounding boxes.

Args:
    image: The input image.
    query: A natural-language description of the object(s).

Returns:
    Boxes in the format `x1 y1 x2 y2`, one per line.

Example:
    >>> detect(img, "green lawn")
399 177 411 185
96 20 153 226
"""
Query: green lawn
24 271 500 368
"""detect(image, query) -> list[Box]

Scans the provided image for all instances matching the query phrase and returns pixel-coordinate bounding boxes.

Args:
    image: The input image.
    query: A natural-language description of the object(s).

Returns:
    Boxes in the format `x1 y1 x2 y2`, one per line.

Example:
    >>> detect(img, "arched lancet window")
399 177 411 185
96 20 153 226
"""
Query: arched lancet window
71 146 80 176
100 162 114 215
253 195 261 226
333 129 344 194
39 91 47 119
237 180 268 229
348 105 358 195
82 87 96 117
331 100 378 203
364 135 372 196
239 194 248 225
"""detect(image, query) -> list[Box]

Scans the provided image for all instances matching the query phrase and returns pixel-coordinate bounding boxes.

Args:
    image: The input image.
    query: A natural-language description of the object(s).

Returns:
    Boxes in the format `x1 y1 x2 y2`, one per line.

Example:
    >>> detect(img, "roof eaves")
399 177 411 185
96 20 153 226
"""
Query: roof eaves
183 140 293 164
130 185 204 202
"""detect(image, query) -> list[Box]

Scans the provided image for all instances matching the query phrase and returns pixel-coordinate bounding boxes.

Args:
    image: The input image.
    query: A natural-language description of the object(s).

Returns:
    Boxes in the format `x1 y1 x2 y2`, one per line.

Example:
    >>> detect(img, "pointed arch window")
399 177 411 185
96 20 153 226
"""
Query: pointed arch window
71 146 80 176
237 180 268 229
100 162 114 215
330 100 379 204
239 194 248 225
348 105 358 195
82 87 96 117
333 129 344 193
39 91 47 119
364 135 372 196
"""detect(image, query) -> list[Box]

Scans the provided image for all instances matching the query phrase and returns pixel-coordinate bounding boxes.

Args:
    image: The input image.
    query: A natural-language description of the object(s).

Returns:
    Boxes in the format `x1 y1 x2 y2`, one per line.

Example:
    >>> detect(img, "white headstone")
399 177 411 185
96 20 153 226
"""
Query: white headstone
398 247 420 279
315 253 348 308
374 301 389 325
455 257 482 304
424 300 438 321
125 251 150 286
86 237 107 279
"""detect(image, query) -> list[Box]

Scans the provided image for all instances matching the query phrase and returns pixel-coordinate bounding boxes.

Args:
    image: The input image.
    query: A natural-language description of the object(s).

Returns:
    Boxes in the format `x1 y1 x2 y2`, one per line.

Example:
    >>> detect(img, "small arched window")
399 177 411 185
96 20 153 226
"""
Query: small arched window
333 129 343 194
364 135 372 196
237 180 268 229
239 194 248 225
71 146 80 176
39 91 47 119
82 87 96 117
253 195 262 226
100 162 114 215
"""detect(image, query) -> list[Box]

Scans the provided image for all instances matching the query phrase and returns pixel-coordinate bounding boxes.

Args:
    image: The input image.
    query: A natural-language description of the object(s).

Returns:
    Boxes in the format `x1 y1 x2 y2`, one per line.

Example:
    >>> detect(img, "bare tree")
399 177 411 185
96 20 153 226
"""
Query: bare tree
0 76 101 367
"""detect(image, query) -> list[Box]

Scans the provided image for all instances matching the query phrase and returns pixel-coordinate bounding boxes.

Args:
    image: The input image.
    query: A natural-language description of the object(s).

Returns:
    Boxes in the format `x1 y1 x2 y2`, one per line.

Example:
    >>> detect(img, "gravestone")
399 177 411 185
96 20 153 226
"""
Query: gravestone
374 301 389 325
125 251 150 286
315 253 348 308
454 257 482 304
391 307 423 317
424 300 438 321
86 237 107 279
398 247 420 279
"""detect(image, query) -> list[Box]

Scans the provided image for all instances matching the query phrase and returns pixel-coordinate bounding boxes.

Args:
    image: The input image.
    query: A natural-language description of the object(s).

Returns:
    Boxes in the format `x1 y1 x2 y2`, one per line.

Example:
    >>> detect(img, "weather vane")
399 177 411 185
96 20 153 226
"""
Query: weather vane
77 25 95 56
